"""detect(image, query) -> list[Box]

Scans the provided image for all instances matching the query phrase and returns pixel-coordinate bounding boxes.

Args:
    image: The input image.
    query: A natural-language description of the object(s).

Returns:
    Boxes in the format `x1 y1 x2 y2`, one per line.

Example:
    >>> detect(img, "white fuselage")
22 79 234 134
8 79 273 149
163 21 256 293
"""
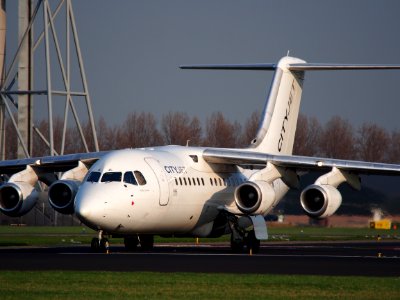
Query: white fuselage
74 146 286 237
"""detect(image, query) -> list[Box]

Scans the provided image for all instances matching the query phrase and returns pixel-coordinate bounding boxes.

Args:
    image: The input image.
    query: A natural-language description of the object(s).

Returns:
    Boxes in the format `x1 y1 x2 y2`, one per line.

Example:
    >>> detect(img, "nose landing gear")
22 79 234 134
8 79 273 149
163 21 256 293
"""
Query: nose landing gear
90 230 109 253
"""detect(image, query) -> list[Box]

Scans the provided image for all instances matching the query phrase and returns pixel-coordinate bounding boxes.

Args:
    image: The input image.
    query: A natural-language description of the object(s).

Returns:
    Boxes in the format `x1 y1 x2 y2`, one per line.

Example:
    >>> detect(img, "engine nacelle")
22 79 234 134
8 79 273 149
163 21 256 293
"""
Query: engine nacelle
234 180 275 215
48 180 80 214
300 184 342 219
0 182 39 217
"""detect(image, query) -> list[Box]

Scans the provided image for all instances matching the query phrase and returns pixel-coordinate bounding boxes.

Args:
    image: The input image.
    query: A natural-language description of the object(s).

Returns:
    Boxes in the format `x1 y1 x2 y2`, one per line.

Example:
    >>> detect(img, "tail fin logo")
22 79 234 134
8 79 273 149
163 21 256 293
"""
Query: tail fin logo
277 80 296 152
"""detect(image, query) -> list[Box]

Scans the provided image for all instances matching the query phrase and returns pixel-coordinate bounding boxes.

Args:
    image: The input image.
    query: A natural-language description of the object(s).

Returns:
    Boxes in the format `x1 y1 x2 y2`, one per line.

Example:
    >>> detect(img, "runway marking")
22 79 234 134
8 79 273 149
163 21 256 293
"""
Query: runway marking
60 252 400 259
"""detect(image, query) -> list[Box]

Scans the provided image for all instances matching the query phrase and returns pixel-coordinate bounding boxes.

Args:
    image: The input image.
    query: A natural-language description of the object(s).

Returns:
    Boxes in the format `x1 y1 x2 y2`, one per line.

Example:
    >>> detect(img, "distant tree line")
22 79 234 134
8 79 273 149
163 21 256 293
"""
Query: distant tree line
4 111 400 164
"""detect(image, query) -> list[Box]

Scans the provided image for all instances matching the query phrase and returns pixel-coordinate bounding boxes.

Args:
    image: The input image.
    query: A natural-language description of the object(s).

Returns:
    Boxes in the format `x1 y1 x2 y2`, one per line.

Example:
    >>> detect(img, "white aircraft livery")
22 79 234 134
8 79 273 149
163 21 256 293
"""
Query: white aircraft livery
1 56 400 252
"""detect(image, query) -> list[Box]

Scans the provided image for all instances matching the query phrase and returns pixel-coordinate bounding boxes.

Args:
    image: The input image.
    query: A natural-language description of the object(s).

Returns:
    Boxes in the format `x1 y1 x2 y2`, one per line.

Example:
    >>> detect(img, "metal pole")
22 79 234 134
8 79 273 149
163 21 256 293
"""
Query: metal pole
61 0 70 155
32 0 64 51
69 0 99 152
43 0 54 156
1 94 30 157
3 0 41 88
29 0 34 156
33 125 59 156
0 0 6 160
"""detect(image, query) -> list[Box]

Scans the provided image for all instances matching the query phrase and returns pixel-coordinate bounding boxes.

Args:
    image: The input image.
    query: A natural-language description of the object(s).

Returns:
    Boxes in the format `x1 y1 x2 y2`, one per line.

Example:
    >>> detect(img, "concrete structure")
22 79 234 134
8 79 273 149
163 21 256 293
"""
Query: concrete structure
17 0 33 159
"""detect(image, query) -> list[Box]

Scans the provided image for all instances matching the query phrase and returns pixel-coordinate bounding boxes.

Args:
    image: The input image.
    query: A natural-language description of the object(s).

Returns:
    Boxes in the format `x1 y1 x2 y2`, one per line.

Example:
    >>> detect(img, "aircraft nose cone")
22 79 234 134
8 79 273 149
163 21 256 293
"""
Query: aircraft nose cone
74 185 102 226
75 200 91 221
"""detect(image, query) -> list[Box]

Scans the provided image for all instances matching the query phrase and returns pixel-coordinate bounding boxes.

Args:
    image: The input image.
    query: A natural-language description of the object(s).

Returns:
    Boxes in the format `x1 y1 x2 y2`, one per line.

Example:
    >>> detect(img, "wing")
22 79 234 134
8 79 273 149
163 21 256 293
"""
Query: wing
0 151 109 217
203 148 400 175
204 148 400 220
0 151 109 175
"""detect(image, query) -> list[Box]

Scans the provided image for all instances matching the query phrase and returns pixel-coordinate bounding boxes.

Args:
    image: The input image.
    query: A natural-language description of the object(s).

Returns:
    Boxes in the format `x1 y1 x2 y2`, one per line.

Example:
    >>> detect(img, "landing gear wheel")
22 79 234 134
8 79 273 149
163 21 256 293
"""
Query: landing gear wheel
91 238 100 252
230 234 244 253
100 238 109 253
246 230 260 254
139 234 154 251
124 236 139 251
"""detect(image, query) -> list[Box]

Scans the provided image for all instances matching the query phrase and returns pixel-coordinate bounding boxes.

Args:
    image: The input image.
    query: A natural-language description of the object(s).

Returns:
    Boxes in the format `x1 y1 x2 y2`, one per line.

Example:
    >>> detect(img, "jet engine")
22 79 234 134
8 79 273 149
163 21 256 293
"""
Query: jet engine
300 184 342 218
0 182 39 217
48 180 80 214
234 180 275 215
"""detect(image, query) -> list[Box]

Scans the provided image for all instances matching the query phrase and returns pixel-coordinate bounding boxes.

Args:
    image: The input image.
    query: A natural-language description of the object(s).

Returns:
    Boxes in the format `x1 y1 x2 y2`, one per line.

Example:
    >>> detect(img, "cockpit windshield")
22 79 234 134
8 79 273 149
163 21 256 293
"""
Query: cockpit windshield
123 171 137 185
101 172 122 182
134 171 147 185
86 170 146 185
86 172 101 182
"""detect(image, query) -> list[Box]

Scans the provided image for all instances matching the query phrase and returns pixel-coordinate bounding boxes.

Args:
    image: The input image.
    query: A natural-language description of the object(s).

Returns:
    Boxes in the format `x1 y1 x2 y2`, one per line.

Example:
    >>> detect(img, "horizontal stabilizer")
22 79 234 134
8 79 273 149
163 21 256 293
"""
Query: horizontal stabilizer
180 64 277 70
181 63 400 71
288 63 400 71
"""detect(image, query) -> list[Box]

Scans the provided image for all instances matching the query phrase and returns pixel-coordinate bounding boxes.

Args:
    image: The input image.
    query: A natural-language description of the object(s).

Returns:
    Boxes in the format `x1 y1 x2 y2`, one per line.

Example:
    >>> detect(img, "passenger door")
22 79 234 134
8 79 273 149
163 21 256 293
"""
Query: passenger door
144 157 170 206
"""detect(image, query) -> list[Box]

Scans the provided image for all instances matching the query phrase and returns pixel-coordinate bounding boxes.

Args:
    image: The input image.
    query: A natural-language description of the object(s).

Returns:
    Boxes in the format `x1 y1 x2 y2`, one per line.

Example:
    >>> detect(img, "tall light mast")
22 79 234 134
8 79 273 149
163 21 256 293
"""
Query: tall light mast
0 0 99 161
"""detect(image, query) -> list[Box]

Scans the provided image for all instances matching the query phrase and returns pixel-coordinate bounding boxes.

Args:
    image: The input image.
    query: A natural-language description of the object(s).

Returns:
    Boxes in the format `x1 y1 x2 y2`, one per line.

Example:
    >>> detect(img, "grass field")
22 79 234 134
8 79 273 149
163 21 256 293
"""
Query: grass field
0 225 398 246
1 227 399 299
0 271 399 300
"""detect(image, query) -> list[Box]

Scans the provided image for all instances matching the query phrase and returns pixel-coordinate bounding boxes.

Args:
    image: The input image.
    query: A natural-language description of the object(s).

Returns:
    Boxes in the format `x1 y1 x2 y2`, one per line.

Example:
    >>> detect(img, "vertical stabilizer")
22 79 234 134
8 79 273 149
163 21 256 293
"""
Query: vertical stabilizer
249 57 305 155
181 56 306 155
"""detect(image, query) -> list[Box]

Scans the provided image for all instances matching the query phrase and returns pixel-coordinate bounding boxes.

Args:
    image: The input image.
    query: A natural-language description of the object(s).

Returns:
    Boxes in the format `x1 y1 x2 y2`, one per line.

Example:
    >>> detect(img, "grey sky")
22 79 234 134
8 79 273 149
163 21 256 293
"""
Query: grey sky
5 0 400 130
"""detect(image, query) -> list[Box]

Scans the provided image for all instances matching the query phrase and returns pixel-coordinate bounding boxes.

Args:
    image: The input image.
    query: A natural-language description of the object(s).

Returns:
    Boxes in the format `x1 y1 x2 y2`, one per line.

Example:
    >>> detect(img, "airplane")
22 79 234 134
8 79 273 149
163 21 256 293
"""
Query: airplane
1 55 400 253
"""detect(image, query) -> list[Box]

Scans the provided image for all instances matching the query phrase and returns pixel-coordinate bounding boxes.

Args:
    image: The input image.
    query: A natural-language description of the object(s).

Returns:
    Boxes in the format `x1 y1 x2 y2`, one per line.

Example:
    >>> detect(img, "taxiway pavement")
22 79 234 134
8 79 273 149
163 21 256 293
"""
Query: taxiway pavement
0 241 399 276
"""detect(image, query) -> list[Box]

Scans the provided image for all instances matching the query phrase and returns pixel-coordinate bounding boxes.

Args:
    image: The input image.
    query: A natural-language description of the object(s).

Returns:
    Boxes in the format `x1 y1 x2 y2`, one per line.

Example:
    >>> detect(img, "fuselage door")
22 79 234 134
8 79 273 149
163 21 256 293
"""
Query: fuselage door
144 157 170 206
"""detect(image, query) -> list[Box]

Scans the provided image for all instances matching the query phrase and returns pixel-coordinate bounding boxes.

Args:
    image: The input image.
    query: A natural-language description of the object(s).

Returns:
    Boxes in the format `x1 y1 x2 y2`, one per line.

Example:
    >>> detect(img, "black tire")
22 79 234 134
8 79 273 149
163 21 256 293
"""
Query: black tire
99 238 109 252
124 236 139 251
230 234 244 253
91 238 100 252
139 234 154 251
246 230 260 254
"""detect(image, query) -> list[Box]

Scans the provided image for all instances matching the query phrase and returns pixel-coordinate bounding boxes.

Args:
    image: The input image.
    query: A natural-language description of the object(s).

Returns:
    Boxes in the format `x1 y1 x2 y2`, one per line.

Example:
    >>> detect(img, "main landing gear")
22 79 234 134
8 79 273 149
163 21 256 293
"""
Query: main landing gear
124 234 154 251
230 229 260 254
90 231 155 253
228 214 261 254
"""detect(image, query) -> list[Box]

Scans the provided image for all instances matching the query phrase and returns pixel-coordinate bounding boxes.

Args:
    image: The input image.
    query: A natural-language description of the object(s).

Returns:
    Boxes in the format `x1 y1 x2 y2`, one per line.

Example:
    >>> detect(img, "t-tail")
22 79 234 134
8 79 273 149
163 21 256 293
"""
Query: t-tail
249 57 305 154
181 57 400 155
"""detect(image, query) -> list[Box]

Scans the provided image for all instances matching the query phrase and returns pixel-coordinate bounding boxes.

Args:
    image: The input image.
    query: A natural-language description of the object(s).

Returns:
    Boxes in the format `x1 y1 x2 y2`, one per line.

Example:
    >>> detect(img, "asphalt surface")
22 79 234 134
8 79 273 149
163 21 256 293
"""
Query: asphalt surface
0 241 399 276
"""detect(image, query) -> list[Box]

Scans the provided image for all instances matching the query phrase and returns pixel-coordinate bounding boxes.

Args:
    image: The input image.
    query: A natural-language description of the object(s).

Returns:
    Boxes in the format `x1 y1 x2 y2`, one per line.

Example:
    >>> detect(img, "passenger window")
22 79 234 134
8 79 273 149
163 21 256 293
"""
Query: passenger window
101 172 122 182
197 178 200 186
134 171 147 185
201 178 205 186
214 178 218 186
218 178 222 186
179 178 183 185
183 178 187 186
192 178 196 186
188 178 192 186
175 178 178 185
123 172 138 185
86 172 101 183
210 178 213 186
